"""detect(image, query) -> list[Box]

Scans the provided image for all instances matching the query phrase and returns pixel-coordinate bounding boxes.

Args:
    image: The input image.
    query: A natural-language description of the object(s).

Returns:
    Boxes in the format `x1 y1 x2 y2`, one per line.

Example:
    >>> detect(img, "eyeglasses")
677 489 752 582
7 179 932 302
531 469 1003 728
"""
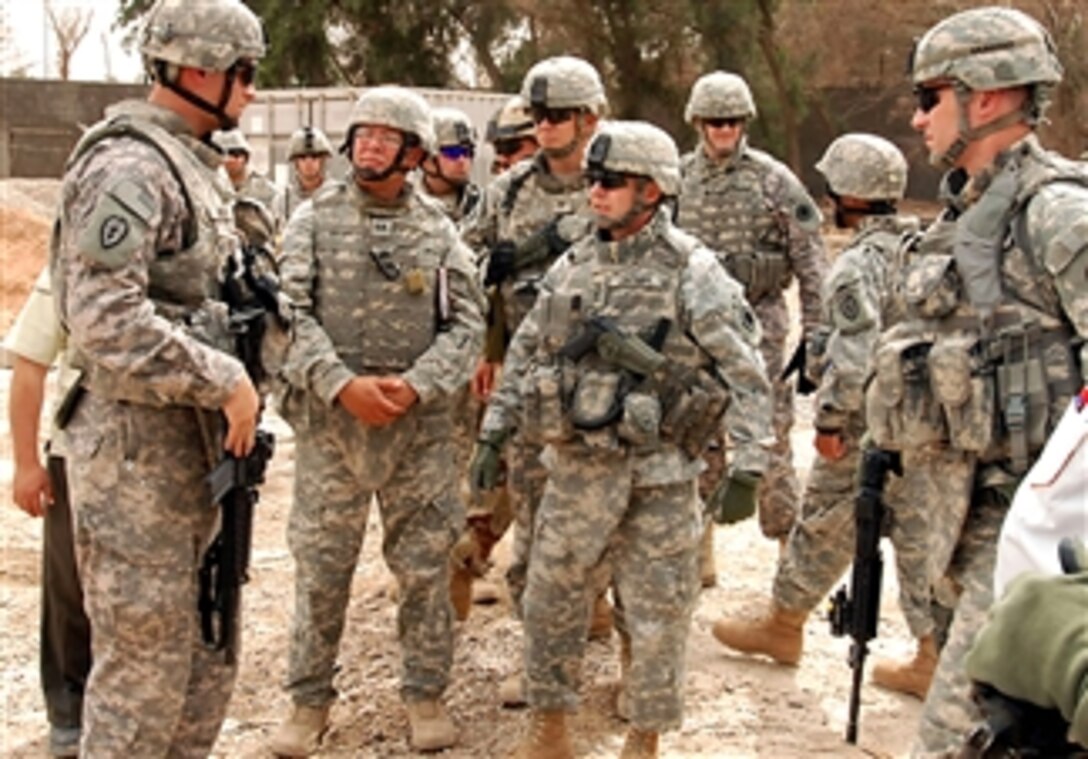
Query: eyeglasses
438 144 474 160
226 149 248 158
913 84 949 114
586 168 630 190
353 126 403 148
702 117 743 129
530 106 580 125
493 139 530 157
232 59 258 86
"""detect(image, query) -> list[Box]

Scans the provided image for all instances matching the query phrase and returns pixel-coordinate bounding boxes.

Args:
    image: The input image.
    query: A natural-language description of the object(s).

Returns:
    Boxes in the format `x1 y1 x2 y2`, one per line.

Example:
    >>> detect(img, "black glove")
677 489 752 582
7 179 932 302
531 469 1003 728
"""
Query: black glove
781 338 817 395
484 241 517 287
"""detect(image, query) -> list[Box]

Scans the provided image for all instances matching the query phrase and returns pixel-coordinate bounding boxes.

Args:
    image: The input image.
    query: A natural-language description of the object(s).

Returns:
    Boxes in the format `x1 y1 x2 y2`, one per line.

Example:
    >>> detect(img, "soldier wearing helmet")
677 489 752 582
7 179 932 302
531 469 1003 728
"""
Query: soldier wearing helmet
898 7 1088 756
417 107 482 223
714 133 941 703
473 120 772 758
485 95 538 174
278 126 333 223
213 128 282 227
270 85 484 756
678 70 828 585
456 57 606 676
46 0 266 754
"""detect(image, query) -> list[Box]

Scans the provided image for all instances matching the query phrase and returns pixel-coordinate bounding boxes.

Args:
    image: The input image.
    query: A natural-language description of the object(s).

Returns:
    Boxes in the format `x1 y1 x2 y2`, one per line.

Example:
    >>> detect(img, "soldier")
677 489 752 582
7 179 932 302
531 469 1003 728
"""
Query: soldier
270 86 485 755
215 127 282 225
485 95 538 174
472 120 772 759
48 0 265 754
417 106 482 224
711 134 938 698
678 71 828 584
278 125 333 224
458 56 610 674
886 7 1088 755
5 268 91 758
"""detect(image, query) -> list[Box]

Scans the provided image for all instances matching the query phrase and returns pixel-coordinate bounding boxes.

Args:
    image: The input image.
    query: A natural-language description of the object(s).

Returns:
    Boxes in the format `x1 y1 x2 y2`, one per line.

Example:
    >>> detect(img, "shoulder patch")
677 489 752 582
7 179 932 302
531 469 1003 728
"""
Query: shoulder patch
76 188 153 269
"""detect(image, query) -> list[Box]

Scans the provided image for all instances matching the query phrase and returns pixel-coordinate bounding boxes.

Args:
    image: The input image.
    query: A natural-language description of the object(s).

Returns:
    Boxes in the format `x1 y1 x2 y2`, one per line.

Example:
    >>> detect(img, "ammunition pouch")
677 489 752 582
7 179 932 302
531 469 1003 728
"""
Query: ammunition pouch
866 336 945 450
724 248 791 302
660 373 730 459
521 363 573 445
616 391 662 448
569 369 627 431
903 254 962 319
928 336 996 453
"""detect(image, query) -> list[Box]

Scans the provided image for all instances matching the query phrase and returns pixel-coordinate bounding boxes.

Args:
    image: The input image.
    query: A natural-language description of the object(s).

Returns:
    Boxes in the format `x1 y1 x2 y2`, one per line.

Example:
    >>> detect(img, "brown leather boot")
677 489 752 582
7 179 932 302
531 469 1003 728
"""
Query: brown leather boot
508 710 574 759
587 592 613 641
269 703 331 757
711 602 808 665
405 699 458 752
871 635 938 699
449 562 475 621
620 728 659 758
699 523 717 588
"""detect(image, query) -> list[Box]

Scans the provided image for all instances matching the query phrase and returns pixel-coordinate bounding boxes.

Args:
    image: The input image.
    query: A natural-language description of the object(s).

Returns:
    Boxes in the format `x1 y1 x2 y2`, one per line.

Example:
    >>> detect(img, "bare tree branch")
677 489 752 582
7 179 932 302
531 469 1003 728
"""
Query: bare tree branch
46 1 94 81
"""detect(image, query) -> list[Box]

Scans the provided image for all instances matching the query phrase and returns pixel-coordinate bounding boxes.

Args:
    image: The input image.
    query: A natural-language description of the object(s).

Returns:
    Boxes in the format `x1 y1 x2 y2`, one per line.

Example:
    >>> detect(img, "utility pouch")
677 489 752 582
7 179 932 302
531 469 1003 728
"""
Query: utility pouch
676 376 730 458
522 364 572 445
996 347 1050 474
616 391 661 448
903 254 961 319
569 369 625 431
867 337 945 449
928 336 996 453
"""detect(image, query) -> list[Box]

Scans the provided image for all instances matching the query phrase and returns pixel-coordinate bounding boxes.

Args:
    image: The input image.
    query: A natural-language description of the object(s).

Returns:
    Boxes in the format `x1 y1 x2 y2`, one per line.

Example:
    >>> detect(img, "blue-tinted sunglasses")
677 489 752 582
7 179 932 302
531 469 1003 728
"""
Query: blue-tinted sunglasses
439 144 474 160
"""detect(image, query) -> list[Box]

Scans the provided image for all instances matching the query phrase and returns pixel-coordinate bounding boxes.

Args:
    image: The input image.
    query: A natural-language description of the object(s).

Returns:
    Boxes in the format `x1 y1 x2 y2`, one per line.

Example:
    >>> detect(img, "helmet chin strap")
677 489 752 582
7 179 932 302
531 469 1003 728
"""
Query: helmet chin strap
155 60 239 132
352 136 414 184
934 83 1027 168
542 113 588 160
597 178 653 234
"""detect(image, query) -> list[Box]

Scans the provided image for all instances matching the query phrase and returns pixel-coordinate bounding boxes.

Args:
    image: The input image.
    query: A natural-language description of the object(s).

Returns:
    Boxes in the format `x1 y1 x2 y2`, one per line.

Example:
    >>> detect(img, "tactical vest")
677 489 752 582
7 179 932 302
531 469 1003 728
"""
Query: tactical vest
53 105 239 401
678 147 791 301
524 215 720 453
309 182 448 374
867 143 1086 475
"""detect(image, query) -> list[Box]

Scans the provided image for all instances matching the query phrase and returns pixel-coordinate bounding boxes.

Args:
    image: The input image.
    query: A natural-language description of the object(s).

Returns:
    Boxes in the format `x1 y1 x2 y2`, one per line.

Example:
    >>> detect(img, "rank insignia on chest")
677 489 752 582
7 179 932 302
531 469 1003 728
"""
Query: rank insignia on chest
404 268 427 294
371 218 394 236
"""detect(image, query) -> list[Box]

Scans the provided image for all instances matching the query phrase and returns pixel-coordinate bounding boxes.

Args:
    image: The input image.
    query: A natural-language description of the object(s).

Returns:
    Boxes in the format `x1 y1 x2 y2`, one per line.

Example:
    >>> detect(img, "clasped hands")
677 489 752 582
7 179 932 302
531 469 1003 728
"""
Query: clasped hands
337 375 419 426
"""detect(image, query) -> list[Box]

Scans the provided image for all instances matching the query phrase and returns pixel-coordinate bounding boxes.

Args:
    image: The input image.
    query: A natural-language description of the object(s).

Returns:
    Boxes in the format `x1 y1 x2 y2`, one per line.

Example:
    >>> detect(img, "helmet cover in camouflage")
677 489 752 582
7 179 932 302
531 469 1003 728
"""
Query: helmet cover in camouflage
520 56 607 113
287 126 333 159
911 6 1062 92
487 96 535 142
140 0 265 72
815 133 908 200
213 129 252 154
584 120 681 196
684 71 757 124
432 107 477 149
346 86 436 153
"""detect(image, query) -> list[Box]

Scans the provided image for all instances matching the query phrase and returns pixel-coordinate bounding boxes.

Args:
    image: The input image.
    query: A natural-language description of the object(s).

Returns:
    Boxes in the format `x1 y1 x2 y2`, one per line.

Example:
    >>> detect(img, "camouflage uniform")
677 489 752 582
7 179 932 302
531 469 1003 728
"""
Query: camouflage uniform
277 126 333 225
678 71 827 540
275 87 484 718
460 56 603 611
884 9 1088 755
47 2 267 754
484 95 538 175
774 135 933 640
479 122 771 746
417 107 482 225
214 128 282 227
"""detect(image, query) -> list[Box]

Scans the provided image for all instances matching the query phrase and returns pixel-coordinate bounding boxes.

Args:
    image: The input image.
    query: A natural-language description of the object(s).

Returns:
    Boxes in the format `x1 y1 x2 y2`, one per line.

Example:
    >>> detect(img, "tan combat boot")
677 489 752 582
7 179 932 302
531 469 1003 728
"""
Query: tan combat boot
711 602 808 665
405 699 458 752
269 703 331 757
500 671 528 708
587 592 613 641
449 562 475 621
699 523 717 588
871 634 938 699
619 728 659 758
508 710 574 759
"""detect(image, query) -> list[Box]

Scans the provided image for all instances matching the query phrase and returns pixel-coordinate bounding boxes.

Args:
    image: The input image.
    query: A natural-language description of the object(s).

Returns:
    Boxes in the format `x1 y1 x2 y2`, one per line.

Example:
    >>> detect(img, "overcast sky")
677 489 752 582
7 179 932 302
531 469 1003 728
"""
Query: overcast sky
5 0 144 82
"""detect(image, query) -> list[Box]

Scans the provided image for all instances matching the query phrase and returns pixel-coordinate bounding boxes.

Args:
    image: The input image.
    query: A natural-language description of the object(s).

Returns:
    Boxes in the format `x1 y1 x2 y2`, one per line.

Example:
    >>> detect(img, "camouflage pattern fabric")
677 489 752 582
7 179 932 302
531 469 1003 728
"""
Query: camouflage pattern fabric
278 171 326 228
235 168 282 230
678 139 827 539
276 172 484 707
51 99 247 756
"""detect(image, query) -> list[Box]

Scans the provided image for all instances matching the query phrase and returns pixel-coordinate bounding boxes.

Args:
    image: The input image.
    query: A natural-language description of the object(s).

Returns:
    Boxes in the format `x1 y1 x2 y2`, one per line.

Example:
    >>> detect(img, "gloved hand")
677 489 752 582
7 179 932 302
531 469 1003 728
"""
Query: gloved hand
708 471 762 525
469 429 509 496
483 241 517 287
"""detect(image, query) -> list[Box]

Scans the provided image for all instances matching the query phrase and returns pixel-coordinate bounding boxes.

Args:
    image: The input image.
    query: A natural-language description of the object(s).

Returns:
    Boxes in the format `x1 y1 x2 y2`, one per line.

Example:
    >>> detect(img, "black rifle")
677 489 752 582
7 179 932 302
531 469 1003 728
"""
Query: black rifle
197 244 284 662
781 338 818 395
829 447 902 744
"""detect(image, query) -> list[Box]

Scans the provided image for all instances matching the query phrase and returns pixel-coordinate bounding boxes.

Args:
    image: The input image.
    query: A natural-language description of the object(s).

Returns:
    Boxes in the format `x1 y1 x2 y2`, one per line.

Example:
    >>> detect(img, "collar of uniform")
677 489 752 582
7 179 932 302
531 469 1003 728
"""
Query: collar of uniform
345 170 413 212
595 206 670 263
698 135 748 175
104 99 221 169
536 152 587 193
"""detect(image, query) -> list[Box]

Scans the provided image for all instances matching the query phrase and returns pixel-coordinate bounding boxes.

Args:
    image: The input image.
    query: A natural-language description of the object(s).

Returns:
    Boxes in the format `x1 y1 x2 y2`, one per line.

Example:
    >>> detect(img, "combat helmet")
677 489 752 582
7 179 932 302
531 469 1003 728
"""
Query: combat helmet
815 133 908 201
140 0 265 73
486 96 535 142
521 56 607 114
685 71 757 124
343 85 436 154
287 126 333 160
584 120 681 196
432 107 477 149
213 129 252 155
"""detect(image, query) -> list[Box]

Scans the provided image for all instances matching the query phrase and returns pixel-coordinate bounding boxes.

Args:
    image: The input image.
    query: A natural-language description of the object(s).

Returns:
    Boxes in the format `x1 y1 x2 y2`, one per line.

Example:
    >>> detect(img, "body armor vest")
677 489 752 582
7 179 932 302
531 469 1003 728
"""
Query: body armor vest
310 181 447 374
678 146 790 301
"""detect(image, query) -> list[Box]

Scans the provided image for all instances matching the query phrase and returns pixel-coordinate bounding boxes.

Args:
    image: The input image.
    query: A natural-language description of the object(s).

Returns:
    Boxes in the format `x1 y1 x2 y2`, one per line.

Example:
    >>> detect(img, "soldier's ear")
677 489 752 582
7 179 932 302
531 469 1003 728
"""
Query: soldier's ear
401 145 426 170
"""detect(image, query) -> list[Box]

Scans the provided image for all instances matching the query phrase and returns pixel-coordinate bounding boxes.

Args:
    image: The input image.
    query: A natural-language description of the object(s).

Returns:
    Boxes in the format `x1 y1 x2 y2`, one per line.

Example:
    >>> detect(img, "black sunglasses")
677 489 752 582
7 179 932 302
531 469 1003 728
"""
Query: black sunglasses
702 117 743 129
585 168 629 190
232 59 258 86
530 106 580 125
494 138 529 157
914 84 948 114
226 148 248 158
439 144 474 160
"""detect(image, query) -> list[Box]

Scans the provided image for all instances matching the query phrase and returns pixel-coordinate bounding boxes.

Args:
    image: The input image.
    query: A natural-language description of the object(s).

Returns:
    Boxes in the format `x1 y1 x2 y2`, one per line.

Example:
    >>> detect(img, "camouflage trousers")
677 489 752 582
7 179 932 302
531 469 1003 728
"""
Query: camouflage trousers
523 444 701 731
912 486 1010 758
505 429 550 615
286 401 463 706
67 396 235 758
754 296 800 540
772 435 934 639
